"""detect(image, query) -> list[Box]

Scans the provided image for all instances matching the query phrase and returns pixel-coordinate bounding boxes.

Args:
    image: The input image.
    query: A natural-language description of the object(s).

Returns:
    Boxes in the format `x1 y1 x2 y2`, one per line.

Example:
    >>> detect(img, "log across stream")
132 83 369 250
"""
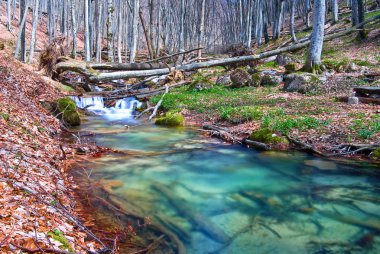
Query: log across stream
71 116 380 253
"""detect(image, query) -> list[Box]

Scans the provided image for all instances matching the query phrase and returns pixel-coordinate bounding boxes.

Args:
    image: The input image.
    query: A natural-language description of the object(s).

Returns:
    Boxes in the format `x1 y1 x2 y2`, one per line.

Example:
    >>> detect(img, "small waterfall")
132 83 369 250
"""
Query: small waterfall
70 96 142 120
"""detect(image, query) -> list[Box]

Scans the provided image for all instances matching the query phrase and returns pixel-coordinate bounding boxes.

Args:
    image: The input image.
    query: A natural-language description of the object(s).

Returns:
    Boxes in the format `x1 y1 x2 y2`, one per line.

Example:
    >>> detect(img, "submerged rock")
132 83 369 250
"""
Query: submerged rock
304 160 337 170
283 73 321 94
56 97 80 126
155 112 184 127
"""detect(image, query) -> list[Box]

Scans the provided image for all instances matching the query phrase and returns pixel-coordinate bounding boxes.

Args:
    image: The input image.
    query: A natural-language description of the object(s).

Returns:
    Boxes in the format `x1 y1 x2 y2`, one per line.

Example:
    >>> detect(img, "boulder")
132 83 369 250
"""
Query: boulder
284 62 298 73
56 97 80 126
251 73 262 87
261 74 282 87
216 75 232 86
155 112 184 127
188 81 213 91
283 73 321 94
230 68 253 88
275 54 294 66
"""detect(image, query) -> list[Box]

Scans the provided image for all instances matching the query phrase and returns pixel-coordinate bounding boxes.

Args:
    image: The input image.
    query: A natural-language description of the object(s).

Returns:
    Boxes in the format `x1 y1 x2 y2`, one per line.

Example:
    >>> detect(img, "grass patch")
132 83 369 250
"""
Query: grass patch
350 116 380 140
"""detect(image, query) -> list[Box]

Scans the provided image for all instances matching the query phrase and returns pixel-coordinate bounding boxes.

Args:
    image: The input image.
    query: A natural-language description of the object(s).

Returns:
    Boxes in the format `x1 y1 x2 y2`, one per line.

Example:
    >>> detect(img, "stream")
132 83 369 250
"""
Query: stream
71 97 380 254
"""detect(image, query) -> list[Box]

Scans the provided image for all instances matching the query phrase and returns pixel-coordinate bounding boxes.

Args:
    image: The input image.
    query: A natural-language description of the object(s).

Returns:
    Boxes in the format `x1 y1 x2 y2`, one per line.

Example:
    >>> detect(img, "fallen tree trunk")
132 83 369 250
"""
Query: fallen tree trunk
338 96 380 105
152 182 230 244
56 14 380 83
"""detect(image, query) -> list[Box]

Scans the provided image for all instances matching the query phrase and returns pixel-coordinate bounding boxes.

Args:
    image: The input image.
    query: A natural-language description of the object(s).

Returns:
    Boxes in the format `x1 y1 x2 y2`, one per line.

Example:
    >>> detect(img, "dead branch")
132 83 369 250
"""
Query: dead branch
149 85 169 120
143 47 203 64
286 135 327 157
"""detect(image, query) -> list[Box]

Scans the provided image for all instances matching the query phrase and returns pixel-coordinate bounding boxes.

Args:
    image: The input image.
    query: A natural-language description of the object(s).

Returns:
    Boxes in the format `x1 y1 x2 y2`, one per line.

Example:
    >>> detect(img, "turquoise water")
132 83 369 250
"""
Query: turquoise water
75 117 380 254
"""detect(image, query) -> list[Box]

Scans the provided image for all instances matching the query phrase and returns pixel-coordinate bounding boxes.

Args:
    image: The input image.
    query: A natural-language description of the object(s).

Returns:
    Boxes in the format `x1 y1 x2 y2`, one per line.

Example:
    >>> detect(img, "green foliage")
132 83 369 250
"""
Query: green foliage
0 112 10 121
262 115 328 134
249 128 289 145
350 116 380 140
260 61 278 69
219 106 264 123
371 148 380 160
47 229 74 252
155 111 184 127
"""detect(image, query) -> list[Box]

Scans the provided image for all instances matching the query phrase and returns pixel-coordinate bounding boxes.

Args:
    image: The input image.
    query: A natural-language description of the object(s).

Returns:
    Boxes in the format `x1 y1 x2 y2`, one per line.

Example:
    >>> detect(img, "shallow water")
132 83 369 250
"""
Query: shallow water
75 117 380 254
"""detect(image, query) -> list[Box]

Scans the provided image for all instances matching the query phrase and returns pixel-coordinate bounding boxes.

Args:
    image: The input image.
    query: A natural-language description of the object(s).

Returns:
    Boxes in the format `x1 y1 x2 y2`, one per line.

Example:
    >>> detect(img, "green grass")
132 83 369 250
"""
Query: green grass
365 10 380 19
350 116 380 140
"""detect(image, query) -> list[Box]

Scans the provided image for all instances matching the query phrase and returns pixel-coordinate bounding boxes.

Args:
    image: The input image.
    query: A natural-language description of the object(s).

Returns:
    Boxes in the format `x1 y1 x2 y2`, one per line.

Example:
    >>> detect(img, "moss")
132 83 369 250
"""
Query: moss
188 75 213 91
155 112 184 127
251 73 261 87
47 229 74 252
249 128 289 145
57 97 80 126
371 148 380 160
285 62 298 73
261 75 279 87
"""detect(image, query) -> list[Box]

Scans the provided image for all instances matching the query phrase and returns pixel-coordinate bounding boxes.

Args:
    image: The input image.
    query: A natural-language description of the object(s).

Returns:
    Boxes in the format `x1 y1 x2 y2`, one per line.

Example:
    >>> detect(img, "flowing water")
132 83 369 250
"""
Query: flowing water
72 98 380 254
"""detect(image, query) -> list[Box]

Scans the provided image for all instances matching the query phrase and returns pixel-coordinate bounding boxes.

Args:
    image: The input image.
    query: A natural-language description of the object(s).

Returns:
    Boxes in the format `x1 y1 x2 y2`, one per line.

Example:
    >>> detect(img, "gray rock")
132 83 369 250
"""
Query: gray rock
348 96 360 104
283 73 322 94
261 74 282 87
230 69 253 88
216 75 232 86
275 54 294 66
188 82 213 91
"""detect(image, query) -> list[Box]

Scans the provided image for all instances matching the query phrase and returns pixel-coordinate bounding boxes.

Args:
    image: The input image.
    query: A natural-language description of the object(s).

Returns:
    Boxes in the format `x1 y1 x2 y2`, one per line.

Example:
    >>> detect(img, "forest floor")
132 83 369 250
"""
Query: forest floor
151 21 380 160
0 40 106 252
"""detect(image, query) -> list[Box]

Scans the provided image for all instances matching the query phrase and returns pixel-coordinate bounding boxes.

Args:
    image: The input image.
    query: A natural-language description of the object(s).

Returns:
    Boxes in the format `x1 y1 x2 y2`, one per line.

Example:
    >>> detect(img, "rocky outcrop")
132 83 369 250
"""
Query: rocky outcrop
261 74 282 87
56 97 81 126
283 73 322 94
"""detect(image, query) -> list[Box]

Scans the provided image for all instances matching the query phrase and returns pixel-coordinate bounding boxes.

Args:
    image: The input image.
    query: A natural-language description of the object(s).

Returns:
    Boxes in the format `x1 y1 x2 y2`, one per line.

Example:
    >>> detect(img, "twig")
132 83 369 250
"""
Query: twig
143 47 203 64
12 244 76 254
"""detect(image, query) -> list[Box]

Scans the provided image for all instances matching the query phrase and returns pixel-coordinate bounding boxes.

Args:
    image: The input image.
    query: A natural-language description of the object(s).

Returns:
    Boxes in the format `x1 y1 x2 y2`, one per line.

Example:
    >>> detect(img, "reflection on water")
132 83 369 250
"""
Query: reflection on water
75 117 380 254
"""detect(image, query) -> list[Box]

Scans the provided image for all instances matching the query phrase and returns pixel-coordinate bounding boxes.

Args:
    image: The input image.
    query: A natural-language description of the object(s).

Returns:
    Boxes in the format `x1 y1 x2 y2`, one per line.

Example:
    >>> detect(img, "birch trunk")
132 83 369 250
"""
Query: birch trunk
29 0 40 64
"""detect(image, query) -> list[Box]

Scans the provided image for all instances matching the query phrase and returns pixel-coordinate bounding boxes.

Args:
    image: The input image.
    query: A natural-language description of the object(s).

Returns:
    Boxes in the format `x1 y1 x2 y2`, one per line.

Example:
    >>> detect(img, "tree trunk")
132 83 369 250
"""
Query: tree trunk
198 0 206 61
130 0 139 63
107 0 114 62
84 0 91 62
29 0 40 64
357 0 366 38
6 0 11 31
290 0 298 43
332 0 339 23
304 0 326 73
15 0 28 62
71 0 77 58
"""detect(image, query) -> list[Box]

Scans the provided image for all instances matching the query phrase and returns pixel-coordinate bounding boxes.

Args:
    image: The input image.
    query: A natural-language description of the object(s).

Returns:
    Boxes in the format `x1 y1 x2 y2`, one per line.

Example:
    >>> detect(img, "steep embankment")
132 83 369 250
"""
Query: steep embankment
0 47 100 252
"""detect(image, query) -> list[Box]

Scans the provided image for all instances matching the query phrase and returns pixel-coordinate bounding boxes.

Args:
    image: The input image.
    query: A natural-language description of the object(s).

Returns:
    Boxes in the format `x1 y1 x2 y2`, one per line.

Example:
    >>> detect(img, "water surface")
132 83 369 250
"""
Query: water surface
75 117 380 254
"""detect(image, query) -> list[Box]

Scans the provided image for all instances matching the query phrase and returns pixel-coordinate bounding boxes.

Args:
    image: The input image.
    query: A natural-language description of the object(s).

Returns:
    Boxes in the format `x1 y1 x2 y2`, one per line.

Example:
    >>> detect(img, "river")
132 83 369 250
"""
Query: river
71 97 380 254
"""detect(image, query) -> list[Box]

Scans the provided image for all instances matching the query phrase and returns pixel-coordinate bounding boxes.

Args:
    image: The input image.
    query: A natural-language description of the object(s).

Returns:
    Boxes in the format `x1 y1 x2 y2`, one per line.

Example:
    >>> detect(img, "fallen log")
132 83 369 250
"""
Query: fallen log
152 182 230 244
337 96 380 105
55 15 380 83
286 135 327 157
243 138 271 151
202 124 241 144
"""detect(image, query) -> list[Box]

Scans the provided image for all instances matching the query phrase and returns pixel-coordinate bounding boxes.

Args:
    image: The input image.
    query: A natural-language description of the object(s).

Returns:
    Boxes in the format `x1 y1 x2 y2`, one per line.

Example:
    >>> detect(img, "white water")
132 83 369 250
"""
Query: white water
70 96 142 120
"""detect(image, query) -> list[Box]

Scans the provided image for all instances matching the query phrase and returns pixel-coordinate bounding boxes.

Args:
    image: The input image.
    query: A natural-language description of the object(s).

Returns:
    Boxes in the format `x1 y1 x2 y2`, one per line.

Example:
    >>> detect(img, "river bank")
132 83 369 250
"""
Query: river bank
0 48 106 253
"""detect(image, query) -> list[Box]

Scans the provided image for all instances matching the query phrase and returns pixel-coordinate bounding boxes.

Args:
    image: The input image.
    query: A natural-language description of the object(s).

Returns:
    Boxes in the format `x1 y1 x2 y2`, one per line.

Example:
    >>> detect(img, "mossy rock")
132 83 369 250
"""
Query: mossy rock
250 128 289 145
230 68 253 88
155 112 184 127
284 62 298 73
371 148 380 160
56 97 80 126
251 73 262 87
260 75 281 87
188 76 213 91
